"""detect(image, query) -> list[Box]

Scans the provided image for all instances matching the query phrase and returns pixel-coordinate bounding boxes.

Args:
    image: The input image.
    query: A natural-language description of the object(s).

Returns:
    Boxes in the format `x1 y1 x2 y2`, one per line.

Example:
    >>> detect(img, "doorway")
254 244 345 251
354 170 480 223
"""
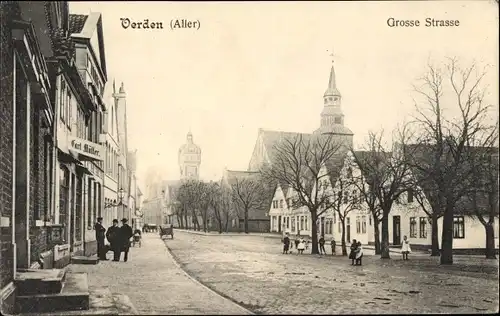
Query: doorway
393 215 401 246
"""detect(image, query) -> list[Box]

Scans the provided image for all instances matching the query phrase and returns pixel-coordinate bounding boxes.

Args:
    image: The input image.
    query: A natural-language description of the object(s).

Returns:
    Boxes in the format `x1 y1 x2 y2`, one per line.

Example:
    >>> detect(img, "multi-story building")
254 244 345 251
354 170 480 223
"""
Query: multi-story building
102 81 135 228
0 3 59 305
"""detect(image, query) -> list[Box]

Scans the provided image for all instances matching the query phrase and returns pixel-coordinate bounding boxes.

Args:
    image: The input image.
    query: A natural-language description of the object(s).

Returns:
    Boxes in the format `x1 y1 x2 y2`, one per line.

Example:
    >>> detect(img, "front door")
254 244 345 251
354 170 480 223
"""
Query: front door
393 216 401 246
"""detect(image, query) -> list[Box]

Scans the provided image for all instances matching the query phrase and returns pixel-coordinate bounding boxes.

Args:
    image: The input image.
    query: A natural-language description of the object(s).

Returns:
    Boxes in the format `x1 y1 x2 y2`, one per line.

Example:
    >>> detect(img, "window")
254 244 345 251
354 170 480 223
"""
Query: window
291 217 295 231
419 217 427 238
356 216 361 234
338 220 341 233
369 215 372 226
59 167 69 230
305 216 308 230
353 190 358 204
453 216 465 239
333 212 336 224
300 216 304 230
361 216 366 234
272 200 278 209
66 91 72 128
407 189 414 203
409 217 417 238
347 167 353 178
329 220 333 235
59 79 66 122
280 200 284 209
286 198 291 208
286 217 290 229
343 192 349 204
334 117 342 124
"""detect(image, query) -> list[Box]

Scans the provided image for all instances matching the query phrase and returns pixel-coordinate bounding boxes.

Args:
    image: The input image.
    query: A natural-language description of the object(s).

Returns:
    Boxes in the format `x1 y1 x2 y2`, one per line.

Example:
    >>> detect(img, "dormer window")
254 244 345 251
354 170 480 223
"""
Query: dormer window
329 97 333 101
334 97 339 101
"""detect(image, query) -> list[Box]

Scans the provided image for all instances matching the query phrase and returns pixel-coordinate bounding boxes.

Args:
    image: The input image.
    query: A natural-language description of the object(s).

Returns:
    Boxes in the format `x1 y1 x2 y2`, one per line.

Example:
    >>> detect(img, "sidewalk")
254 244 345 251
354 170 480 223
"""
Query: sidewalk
68 234 252 315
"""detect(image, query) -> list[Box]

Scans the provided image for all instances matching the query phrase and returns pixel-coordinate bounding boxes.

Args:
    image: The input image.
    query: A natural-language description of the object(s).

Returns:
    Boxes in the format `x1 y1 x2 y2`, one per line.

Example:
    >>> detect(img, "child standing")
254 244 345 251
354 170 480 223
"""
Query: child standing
297 238 305 254
331 239 336 255
319 235 326 255
401 235 411 260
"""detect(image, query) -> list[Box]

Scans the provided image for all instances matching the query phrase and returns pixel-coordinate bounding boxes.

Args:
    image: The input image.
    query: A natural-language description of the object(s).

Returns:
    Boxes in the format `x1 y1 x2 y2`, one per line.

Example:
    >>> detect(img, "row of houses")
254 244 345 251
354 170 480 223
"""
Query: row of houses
268 149 499 252
0 2 142 312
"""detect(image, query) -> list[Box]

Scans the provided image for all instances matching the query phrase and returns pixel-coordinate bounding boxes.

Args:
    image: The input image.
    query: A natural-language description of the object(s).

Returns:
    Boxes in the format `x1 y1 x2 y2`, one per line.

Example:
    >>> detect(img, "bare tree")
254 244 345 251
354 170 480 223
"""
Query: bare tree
261 133 344 254
230 176 268 234
410 57 495 264
177 180 202 231
352 128 415 259
465 124 499 259
329 171 360 256
348 153 383 254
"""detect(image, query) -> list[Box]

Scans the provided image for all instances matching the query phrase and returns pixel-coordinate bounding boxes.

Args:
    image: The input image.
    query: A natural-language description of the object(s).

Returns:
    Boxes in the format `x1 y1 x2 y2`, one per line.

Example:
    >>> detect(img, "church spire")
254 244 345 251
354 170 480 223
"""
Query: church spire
324 63 340 97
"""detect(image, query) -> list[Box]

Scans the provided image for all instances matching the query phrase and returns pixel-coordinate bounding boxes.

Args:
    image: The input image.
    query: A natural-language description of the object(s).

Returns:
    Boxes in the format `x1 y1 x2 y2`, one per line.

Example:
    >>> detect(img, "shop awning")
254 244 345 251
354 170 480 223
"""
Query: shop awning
58 149 80 164
75 163 94 177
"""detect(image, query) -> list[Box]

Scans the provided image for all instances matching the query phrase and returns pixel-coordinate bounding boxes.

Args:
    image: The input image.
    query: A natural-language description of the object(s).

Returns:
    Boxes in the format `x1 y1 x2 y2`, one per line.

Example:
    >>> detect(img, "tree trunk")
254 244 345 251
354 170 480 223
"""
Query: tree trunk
440 205 454 265
373 218 381 255
341 219 347 256
184 212 189 229
202 210 207 232
310 211 319 254
244 209 249 234
485 222 497 259
430 214 440 256
380 213 390 259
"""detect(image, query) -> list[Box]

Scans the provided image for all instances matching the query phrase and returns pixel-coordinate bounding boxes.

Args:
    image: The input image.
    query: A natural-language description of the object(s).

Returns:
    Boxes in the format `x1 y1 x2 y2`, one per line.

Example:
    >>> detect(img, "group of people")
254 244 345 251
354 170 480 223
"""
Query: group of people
281 232 413 265
94 217 134 262
282 233 337 255
348 240 364 265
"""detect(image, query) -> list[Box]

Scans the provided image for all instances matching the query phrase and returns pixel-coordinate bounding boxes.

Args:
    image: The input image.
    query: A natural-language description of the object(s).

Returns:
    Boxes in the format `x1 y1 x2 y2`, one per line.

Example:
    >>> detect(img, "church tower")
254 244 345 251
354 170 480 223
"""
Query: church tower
314 61 354 147
178 131 201 180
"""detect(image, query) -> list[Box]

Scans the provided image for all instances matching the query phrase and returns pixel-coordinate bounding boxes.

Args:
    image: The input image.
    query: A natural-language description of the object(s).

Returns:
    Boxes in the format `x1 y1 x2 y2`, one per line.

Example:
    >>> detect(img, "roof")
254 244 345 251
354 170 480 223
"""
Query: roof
68 14 88 34
314 124 354 136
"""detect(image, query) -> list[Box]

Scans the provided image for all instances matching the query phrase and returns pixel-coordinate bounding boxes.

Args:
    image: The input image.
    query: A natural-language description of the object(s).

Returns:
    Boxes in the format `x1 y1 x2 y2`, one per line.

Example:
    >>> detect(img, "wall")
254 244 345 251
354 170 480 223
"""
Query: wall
0 1 17 290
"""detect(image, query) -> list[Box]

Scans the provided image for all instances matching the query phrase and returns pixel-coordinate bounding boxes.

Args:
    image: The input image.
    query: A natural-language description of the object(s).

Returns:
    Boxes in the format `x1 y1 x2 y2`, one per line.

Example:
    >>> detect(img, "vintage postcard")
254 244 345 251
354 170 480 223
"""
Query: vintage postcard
0 1 498 315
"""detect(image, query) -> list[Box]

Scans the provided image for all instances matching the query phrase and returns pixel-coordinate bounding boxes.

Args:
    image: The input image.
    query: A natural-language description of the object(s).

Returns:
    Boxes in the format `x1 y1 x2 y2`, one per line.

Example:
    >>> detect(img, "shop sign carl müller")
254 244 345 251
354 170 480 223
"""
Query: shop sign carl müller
68 136 104 161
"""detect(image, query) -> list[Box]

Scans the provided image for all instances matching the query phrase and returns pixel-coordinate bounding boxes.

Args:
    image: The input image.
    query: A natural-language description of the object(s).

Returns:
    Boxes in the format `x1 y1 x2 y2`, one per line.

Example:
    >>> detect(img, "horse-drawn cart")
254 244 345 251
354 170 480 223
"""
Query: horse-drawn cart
159 225 174 239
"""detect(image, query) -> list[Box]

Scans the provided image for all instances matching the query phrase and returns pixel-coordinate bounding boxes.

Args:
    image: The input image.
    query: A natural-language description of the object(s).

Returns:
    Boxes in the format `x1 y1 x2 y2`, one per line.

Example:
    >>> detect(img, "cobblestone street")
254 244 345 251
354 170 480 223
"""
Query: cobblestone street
165 231 499 314
68 233 251 315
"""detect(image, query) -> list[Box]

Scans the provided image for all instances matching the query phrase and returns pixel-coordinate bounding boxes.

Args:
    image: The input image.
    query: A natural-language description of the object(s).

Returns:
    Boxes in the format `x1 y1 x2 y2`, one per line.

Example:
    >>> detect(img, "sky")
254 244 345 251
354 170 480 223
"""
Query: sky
69 1 498 188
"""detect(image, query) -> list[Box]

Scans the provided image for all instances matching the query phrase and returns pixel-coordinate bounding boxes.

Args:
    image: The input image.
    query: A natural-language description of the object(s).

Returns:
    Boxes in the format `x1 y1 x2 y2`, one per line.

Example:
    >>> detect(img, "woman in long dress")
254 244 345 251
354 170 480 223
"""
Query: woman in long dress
349 239 358 265
401 235 411 260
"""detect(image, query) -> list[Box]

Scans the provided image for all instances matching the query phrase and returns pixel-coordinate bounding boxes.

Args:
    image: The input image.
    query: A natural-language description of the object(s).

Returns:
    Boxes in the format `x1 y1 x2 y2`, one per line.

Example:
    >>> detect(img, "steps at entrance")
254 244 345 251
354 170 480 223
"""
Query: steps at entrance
15 268 66 296
71 255 99 265
16 272 90 313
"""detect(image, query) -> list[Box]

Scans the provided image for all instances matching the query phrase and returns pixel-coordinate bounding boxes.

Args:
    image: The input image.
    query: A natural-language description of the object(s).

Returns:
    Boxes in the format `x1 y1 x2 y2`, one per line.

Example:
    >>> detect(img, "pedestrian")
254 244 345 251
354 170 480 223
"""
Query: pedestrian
349 239 358 265
119 218 133 262
355 241 363 266
106 219 120 261
297 238 305 254
330 238 336 255
94 217 107 260
283 233 290 254
294 234 300 250
401 235 411 260
319 235 326 254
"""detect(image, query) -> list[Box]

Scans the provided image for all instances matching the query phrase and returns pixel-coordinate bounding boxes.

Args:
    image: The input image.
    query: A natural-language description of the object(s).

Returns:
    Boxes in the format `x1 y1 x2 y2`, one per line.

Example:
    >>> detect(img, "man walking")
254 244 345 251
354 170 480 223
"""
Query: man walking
106 219 120 261
120 218 133 262
94 217 107 260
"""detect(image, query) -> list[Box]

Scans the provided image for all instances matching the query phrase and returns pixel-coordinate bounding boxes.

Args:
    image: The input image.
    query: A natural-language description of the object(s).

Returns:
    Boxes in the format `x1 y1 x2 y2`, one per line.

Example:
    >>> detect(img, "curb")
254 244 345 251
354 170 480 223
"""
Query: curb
161 239 255 315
